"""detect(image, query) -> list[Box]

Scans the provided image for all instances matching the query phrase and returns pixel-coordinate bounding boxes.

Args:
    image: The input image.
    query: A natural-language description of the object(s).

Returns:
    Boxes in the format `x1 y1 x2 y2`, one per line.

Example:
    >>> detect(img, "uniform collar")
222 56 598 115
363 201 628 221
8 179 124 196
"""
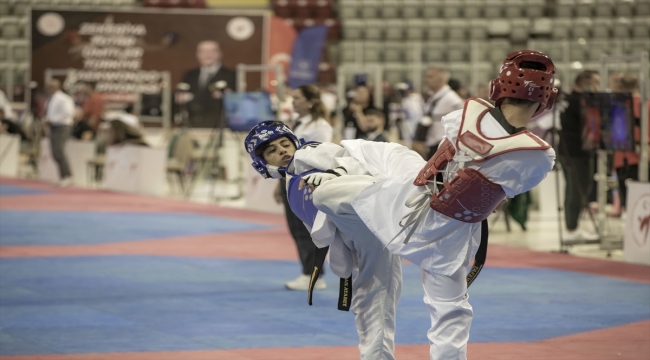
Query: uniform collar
490 107 526 135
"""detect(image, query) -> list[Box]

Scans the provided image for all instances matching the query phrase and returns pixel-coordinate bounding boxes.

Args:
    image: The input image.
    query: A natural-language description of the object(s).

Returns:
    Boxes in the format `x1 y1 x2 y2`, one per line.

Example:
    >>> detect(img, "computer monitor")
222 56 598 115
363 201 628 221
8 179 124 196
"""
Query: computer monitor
223 92 275 132
581 93 635 151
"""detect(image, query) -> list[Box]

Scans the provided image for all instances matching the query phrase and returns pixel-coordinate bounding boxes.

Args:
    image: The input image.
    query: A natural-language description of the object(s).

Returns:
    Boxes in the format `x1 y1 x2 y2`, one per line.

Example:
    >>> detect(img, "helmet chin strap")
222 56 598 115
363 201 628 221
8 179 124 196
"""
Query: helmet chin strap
267 165 286 179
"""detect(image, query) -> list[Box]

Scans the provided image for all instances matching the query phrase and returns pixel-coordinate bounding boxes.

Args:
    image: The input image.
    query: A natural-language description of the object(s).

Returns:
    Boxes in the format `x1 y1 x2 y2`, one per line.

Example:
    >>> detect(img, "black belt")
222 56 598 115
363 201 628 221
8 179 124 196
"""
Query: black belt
307 219 488 310
467 219 488 287
307 246 352 312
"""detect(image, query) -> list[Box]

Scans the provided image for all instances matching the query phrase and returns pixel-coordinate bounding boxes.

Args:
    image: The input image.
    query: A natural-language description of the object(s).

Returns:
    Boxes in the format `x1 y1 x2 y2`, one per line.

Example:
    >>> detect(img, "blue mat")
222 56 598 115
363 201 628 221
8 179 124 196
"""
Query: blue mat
0 211 274 245
0 185 49 197
1 256 648 355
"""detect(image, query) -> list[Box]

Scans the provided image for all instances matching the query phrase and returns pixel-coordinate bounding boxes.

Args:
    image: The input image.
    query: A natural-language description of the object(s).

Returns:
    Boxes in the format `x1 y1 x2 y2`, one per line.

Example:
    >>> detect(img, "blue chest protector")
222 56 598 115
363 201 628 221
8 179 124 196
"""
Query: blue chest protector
284 142 322 227
286 167 320 227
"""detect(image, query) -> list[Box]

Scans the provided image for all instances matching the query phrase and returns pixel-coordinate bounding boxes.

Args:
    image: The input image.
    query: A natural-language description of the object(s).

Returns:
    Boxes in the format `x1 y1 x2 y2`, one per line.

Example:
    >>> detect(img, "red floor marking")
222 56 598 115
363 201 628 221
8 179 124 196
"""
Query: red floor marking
1 320 647 360
0 229 299 261
0 179 285 226
487 244 650 284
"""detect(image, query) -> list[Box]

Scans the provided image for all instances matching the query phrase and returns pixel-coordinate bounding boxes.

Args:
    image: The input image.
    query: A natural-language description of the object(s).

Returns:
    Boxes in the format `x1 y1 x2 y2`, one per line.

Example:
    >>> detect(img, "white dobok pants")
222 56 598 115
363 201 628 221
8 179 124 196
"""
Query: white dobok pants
313 176 403 360
314 175 473 360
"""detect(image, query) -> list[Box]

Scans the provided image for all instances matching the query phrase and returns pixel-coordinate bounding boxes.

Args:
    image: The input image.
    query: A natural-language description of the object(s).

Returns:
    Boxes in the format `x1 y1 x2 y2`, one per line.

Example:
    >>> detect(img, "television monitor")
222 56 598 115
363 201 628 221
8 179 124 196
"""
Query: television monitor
580 93 635 151
223 92 275 132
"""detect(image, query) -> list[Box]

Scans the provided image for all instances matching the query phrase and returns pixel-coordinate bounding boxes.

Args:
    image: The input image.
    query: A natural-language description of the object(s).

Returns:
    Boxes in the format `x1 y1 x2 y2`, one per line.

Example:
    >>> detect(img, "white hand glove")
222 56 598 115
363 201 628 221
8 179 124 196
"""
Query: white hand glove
302 167 347 187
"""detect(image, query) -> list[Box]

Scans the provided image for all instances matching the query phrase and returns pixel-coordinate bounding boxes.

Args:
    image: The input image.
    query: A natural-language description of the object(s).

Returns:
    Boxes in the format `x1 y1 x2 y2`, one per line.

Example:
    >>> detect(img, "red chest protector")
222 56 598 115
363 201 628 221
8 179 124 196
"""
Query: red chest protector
413 98 550 223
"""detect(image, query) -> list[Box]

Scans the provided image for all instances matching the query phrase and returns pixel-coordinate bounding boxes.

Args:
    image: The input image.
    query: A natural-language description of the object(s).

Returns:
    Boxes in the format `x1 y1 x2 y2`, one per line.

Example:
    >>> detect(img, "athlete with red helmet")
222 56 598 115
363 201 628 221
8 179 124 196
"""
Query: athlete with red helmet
303 50 558 359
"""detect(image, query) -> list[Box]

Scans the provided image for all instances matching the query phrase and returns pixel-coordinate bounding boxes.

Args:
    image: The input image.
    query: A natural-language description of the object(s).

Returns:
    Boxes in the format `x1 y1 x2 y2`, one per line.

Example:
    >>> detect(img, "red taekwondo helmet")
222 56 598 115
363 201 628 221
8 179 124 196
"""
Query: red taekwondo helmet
489 50 558 116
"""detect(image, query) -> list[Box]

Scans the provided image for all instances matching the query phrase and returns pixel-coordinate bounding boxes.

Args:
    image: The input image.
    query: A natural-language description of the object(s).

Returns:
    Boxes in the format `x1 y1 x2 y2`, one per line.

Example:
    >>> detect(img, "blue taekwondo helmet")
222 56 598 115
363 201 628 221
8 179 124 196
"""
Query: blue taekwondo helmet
244 120 301 178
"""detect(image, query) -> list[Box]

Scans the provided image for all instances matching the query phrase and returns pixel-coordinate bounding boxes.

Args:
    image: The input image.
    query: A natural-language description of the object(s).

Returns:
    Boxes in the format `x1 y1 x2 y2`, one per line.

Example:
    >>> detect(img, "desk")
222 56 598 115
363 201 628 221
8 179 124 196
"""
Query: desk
38 138 96 186
0 133 20 177
103 144 166 196
623 181 650 265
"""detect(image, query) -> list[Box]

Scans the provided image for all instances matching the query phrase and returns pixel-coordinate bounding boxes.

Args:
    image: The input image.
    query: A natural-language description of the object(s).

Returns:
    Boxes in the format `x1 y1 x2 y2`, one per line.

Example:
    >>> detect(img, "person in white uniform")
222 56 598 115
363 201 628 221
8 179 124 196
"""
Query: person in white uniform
301 50 558 360
44 79 75 187
245 121 402 360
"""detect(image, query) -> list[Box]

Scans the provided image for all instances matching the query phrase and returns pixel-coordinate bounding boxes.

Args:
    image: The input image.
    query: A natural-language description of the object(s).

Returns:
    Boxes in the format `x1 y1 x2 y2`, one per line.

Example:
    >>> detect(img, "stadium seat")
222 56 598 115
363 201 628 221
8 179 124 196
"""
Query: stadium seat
551 18 572 39
484 0 504 18
525 0 546 17
363 41 383 62
9 40 27 62
448 62 470 86
272 0 295 18
0 41 7 63
338 0 357 18
510 19 530 42
447 42 470 62
385 19 405 41
405 19 426 41
575 0 594 17
556 0 575 17
613 0 633 16
591 18 612 39
586 39 611 61
442 0 463 18
447 19 467 41
403 0 423 18
0 17 21 39
0 1 10 16
359 0 380 19
342 19 363 40
486 40 512 63
613 17 632 38
294 0 314 18
424 41 448 62
505 0 526 18
468 19 488 40
404 41 424 62
384 66 405 85
384 42 405 62
487 20 511 37
572 18 592 39
9 0 29 16
463 0 483 18
380 0 400 18
364 19 384 40
632 17 649 38
531 17 553 37
340 41 361 62
594 0 613 17
422 0 441 18
636 0 650 15
569 41 588 62
426 19 448 41
623 39 650 54
314 0 334 18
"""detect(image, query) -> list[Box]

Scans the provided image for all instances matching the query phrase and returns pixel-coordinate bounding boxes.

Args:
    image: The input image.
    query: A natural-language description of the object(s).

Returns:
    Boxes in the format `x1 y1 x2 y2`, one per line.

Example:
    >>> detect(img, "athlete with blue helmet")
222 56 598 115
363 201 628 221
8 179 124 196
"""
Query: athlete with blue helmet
244 120 403 360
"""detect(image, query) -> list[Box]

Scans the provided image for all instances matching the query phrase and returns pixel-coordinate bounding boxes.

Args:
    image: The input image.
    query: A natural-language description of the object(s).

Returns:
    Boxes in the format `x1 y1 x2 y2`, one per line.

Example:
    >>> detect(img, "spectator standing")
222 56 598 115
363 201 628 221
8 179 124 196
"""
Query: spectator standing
413 67 464 158
342 86 377 139
80 82 105 131
361 108 389 142
44 79 75 187
396 81 424 148
277 84 333 291
559 70 600 240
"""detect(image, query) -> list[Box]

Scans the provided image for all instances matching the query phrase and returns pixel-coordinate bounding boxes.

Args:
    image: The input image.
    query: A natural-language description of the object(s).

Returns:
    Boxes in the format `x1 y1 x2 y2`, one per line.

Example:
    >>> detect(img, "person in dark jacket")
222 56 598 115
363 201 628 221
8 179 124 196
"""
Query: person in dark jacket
558 70 600 241
181 40 236 128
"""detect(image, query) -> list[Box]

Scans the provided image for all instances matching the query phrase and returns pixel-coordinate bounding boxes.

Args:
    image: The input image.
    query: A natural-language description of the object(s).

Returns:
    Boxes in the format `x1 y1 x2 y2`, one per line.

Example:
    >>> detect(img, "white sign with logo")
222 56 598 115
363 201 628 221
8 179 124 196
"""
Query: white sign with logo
103 144 166 196
0 134 20 177
623 181 650 265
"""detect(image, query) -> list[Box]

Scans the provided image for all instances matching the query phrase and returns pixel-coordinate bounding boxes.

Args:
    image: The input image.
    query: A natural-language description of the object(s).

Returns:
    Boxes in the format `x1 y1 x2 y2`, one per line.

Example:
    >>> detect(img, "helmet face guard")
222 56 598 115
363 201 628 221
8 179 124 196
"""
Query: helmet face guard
489 50 558 116
244 121 301 178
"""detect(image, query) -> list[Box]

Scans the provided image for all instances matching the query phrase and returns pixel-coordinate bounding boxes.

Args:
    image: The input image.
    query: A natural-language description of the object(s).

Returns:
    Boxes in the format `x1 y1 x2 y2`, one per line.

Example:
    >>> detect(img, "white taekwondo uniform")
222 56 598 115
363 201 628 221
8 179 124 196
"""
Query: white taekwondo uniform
288 143 403 360
310 98 555 360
